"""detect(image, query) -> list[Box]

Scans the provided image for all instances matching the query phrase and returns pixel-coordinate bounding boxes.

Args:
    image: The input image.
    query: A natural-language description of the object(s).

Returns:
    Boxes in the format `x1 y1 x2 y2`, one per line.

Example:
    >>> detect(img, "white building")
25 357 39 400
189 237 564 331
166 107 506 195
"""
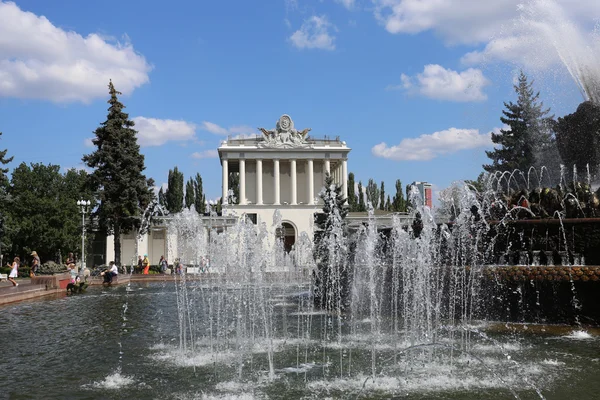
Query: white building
105 114 350 266
219 114 351 251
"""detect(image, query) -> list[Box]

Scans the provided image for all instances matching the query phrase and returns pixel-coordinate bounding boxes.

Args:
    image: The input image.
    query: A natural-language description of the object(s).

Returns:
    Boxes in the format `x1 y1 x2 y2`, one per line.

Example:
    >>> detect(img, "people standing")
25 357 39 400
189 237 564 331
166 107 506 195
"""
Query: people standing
137 255 143 274
159 255 168 274
8 256 19 287
30 251 40 277
142 254 150 275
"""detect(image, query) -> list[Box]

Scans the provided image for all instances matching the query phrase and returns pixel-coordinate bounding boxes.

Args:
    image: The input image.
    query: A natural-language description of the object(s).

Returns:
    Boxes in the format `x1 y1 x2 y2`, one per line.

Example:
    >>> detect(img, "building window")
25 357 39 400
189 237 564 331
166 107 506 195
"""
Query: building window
246 213 257 225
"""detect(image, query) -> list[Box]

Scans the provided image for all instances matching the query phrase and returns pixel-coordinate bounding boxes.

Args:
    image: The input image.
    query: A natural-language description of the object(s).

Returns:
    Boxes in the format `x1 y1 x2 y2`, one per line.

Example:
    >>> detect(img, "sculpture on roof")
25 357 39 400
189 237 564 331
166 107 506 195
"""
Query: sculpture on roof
257 115 312 148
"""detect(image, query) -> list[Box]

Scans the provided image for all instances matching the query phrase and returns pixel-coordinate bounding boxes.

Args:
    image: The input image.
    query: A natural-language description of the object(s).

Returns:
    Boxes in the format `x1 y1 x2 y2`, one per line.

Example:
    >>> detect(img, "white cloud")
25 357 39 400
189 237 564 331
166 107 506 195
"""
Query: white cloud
191 150 218 159
393 65 489 102
201 121 256 137
335 0 356 10
132 117 196 147
371 127 492 161
373 0 600 72
83 138 94 147
0 1 151 103
289 16 336 50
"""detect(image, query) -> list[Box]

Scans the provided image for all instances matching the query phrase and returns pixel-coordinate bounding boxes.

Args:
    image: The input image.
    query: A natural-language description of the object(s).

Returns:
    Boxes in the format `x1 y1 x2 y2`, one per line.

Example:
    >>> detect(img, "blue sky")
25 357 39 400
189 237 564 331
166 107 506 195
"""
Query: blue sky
0 0 598 202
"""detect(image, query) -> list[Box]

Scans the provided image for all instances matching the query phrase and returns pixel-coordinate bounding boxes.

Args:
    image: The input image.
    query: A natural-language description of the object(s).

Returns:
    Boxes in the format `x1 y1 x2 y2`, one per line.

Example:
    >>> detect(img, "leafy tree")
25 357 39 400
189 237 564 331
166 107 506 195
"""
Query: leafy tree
484 71 554 174
166 166 184 213
357 181 366 212
0 132 13 255
385 195 391 211
313 172 349 309
185 178 195 209
365 178 380 209
193 173 206 214
82 81 155 266
228 172 239 204
5 163 91 263
158 187 167 210
392 179 406 212
379 181 385 210
347 172 357 211
555 101 600 178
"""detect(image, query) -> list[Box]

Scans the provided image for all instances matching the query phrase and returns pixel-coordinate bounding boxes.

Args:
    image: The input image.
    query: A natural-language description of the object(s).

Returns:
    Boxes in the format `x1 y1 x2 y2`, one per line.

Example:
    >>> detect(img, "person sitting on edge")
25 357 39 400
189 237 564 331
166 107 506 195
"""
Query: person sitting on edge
108 261 118 283
142 254 150 275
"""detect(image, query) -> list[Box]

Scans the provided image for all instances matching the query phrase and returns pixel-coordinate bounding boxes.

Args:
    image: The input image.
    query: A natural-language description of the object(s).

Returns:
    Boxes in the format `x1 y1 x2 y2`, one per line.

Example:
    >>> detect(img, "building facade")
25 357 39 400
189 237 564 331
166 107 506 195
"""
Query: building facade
219 114 351 249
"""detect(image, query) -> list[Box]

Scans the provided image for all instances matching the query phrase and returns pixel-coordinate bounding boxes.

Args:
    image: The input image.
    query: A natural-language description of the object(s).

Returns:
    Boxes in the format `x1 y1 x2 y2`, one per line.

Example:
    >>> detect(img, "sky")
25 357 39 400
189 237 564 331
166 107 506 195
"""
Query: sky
0 0 599 203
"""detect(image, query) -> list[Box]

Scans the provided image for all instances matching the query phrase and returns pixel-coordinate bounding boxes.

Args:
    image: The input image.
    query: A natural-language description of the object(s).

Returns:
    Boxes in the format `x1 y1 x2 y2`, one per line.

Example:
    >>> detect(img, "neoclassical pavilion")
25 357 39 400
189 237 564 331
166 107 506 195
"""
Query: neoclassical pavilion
218 114 351 249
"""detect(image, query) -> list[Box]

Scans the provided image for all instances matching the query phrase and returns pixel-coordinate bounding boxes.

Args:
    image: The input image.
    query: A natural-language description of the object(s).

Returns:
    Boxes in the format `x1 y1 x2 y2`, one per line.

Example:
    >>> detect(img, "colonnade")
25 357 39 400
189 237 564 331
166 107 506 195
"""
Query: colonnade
222 158 348 206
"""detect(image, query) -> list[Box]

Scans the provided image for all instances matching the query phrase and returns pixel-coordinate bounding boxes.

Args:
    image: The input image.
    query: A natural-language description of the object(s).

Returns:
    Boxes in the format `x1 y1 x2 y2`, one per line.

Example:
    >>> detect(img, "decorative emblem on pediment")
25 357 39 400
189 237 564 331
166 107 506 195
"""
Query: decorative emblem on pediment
258 115 313 148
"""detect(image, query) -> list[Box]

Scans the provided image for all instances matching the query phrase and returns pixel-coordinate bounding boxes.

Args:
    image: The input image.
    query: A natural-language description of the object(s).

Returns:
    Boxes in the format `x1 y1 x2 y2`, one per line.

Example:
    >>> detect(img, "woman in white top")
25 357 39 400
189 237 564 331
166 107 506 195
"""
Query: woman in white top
8 256 19 287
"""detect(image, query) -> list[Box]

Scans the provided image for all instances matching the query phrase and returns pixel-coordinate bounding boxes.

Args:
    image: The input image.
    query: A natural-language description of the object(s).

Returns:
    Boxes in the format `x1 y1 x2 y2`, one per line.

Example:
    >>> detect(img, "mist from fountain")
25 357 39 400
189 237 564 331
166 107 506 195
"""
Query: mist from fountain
517 0 600 103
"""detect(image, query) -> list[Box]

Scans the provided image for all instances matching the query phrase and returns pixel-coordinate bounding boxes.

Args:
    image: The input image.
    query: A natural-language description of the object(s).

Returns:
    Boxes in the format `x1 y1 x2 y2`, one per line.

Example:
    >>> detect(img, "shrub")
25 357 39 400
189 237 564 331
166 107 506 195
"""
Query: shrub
39 261 68 275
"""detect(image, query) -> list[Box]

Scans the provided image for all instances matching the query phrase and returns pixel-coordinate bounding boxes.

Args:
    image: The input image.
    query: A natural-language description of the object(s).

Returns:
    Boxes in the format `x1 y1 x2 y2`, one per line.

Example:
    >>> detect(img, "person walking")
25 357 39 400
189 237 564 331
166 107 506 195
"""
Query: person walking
8 256 19 287
30 251 40 277
142 254 150 275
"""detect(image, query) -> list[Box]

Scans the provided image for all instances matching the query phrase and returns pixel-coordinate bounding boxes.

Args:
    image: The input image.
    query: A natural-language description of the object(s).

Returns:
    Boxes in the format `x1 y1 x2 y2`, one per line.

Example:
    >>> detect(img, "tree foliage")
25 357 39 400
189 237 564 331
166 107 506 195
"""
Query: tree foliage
357 181 366 212
82 81 154 266
555 101 600 178
347 172 357 211
4 163 91 264
185 177 194 209
313 172 349 309
379 181 385 210
228 172 239 204
193 173 206 214
0 132 13 253
365 178 380 209
484 71 555 174
166 166 184 213
392 179 406 212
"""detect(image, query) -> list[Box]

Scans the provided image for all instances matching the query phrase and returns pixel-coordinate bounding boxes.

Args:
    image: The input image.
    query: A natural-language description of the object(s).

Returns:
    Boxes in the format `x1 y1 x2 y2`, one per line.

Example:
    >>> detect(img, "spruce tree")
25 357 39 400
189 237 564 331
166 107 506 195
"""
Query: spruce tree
313 172 348 309
484 71 554 174
166 167 184 213
83 81 154 266
347 172 357 212
185 178 195 209
193 173 205 214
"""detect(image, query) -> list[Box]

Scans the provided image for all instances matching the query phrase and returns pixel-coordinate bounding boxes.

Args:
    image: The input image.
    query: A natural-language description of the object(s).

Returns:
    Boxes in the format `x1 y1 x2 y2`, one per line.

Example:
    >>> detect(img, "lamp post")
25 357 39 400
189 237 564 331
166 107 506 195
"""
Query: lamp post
77 199 91 276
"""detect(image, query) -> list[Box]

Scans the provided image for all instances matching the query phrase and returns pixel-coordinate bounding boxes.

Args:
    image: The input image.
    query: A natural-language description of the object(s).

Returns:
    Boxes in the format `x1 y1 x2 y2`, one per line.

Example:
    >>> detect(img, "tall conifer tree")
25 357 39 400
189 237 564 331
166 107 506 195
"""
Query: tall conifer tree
166 167 184 213
185 178 195 209
193 173 205 214
83 81 154 266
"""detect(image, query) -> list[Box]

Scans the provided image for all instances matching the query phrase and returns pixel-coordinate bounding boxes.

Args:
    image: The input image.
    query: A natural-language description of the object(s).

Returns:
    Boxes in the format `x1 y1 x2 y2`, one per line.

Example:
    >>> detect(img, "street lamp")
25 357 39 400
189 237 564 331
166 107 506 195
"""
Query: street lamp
77 199 91 276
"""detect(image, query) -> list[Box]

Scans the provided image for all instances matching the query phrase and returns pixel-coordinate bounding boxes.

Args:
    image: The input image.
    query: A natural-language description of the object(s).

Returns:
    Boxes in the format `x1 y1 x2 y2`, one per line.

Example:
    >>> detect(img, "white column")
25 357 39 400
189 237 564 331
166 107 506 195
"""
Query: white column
222 159 229 205
274 159 280 205
324 160 331 180
308 159 314 205
256 159 263 205
239 159 246 205
290 159 297 205
342 159 348 202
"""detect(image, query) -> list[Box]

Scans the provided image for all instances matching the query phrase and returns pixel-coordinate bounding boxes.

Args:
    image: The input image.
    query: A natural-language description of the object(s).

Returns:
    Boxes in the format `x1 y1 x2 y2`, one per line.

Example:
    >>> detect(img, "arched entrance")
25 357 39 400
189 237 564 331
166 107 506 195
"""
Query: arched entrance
276 222 296 253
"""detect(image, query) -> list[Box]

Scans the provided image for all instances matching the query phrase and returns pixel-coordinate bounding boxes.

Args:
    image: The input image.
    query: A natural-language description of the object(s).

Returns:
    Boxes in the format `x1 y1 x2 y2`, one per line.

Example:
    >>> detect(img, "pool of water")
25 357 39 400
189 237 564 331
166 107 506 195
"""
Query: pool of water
1 281 599 399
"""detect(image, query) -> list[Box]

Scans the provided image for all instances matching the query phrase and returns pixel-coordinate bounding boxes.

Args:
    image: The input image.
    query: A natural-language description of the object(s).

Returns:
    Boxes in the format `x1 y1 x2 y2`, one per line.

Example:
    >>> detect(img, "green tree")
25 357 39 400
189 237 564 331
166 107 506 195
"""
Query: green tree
5 163 91 263
82 81 155 266
185 178 195 209
484 71 554 173
385 195 391 211
158 187 167 209
556 101 600 178
313 172 349 310
357 181 366 212
379 181 385 210
365 178 380 209
193 173 206 214
0 132 13 256
392 179 406 212
347 172 357 212
166 166 184 213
